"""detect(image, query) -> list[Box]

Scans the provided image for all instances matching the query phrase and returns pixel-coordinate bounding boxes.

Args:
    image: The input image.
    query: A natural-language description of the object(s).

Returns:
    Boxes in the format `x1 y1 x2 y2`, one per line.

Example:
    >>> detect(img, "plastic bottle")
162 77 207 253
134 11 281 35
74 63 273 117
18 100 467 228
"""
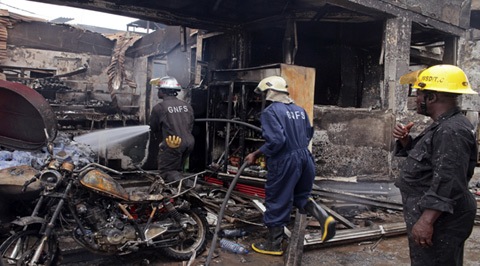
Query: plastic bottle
219 238 249 254
219 228 248 238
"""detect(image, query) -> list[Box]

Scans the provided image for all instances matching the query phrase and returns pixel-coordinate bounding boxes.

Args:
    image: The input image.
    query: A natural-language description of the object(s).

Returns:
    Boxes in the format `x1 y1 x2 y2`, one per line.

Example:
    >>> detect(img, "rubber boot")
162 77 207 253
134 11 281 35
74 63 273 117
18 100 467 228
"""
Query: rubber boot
251 227 285 256
304 198 336 242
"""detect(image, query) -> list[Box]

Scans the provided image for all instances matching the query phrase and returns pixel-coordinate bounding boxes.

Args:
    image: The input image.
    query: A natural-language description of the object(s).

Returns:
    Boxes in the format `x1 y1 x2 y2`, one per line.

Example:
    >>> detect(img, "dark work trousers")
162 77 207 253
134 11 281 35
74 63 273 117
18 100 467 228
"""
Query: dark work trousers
157 141 193 183
264 149 315 227
401 193 476 266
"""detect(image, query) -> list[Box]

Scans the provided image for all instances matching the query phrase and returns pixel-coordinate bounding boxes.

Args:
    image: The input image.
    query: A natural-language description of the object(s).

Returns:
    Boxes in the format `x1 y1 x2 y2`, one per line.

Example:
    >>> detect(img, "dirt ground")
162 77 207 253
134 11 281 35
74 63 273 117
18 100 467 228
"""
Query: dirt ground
201 169 479 266
157 169 480 266
73 225 479 266
199 226 480 266
129 224 479 266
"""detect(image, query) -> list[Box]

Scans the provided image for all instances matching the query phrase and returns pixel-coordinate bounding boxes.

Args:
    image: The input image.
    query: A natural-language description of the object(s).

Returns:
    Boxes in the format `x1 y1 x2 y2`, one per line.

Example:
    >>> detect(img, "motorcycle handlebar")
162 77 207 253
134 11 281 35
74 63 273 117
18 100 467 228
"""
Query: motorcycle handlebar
21 173 40 192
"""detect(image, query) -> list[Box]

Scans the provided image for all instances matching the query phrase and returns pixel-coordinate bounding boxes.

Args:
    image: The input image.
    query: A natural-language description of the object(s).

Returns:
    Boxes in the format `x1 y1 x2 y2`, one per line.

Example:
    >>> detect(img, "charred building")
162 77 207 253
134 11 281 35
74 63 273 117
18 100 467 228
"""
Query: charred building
1 0 480 181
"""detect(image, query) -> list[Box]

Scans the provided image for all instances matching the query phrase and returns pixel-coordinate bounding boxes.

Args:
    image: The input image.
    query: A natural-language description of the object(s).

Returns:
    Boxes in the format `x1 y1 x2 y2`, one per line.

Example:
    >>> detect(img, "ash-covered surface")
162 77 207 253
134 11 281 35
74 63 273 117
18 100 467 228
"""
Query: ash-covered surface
58 226 480 266
0 132 96 170
57 170 480 266
1 138 479 266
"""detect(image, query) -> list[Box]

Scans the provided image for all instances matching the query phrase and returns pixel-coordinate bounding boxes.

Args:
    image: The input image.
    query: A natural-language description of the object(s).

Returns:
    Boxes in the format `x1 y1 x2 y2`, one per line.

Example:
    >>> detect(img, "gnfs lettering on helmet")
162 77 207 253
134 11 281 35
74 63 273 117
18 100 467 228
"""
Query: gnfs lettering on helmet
167 105 189 113
286 110 305 120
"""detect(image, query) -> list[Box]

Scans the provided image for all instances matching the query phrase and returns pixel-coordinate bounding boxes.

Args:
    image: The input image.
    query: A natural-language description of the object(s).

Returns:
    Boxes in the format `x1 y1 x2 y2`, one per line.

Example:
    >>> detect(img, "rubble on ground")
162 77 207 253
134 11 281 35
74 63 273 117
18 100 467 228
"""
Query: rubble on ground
0 132 95 170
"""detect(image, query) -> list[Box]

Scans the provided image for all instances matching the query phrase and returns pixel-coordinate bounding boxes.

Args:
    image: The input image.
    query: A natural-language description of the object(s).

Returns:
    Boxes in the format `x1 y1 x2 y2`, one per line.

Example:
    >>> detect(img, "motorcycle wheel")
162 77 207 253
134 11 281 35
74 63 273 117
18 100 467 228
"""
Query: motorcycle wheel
159 208 208 261
0 230 59 266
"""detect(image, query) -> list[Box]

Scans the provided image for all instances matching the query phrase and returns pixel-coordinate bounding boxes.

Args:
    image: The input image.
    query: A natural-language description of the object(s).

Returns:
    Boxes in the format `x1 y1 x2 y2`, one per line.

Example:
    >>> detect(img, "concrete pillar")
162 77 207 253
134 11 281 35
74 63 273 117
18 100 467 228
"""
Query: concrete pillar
444 36 458 64
383 17 412 113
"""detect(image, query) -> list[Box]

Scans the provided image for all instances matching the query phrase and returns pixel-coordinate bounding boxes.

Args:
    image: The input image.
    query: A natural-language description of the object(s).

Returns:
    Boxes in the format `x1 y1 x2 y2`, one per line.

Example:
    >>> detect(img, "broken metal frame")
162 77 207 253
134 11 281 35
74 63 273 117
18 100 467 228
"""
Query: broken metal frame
199 172 408 257
311 186 403 211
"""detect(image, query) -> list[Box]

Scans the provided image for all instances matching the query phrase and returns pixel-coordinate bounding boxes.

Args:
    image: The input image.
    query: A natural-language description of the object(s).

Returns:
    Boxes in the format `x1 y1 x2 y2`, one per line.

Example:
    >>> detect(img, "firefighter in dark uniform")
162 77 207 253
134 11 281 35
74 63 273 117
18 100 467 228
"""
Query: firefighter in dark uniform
393 65 478 266
245 76 336 256
149 76 195 182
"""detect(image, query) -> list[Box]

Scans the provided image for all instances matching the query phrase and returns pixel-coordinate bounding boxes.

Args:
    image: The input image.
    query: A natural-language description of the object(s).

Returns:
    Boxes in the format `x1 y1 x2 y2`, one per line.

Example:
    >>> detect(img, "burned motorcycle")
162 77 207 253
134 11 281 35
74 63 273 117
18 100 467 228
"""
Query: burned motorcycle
0 148 208 265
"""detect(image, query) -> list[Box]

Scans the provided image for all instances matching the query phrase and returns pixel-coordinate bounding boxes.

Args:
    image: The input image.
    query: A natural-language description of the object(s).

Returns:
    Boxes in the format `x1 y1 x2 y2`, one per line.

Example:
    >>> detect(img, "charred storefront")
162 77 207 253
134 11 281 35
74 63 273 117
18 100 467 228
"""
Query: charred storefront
0 0 479 180
0 1 480 265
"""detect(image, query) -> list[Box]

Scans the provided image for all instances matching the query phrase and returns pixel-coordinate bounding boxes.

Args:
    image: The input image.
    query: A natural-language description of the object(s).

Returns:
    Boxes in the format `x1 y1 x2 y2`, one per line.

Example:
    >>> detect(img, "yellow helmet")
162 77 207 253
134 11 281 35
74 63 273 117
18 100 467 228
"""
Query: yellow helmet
411 65 477 94
255 76 289 94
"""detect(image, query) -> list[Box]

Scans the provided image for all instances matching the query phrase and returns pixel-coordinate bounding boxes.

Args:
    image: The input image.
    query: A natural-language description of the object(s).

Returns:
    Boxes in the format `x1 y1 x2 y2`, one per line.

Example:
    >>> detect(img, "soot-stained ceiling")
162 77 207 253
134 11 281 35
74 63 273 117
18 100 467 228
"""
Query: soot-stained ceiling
27 0 386 31
25 0 461 67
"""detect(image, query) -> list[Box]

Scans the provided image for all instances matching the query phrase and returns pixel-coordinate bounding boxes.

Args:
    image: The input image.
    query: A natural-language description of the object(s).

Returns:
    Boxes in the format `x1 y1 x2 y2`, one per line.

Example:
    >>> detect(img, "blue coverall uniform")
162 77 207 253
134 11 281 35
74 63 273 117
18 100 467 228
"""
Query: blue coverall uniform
258 102 315 227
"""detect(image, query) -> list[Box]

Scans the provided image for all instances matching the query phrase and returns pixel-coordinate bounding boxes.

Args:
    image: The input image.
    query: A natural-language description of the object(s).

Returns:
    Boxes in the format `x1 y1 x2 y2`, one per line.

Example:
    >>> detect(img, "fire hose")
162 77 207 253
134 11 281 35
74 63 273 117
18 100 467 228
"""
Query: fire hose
205 161 250 266
197 118 262 265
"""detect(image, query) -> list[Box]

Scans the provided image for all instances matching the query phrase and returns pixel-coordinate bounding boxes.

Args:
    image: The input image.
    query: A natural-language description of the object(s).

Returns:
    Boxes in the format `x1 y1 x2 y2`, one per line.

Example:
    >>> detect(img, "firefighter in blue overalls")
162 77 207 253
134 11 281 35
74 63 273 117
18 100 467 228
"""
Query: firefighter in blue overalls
149 76 195 182
245 76 336 256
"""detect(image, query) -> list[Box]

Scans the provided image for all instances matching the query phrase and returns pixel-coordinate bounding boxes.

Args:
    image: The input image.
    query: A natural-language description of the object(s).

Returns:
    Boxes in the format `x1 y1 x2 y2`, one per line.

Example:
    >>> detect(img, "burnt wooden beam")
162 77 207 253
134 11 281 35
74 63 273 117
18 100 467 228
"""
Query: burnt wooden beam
284 210 307 266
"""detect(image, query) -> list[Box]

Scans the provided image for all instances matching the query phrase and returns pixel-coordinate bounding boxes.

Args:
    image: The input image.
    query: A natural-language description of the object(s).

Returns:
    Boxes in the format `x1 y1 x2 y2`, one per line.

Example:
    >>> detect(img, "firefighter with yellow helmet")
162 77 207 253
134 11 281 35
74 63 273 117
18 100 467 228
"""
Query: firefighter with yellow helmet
245 76 336 256
393 65 478 265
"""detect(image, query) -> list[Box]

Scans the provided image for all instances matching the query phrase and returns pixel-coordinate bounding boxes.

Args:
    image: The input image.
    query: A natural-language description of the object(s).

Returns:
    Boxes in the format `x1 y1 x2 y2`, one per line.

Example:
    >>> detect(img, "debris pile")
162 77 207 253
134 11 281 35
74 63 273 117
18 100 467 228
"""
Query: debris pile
195 176 406 249
0 132 95 170
196 169 480 264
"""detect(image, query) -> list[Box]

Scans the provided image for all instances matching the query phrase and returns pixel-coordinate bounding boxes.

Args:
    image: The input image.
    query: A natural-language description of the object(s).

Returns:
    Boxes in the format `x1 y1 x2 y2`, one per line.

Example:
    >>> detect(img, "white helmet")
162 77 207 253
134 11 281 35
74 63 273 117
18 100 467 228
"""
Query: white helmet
255 76 289 94
150 76 182 91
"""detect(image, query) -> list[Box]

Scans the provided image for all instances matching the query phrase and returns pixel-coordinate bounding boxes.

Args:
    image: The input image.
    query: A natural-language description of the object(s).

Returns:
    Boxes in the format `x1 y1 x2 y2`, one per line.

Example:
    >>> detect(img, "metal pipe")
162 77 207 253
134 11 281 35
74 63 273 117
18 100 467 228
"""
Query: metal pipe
194 118 262 132
224 82 234 173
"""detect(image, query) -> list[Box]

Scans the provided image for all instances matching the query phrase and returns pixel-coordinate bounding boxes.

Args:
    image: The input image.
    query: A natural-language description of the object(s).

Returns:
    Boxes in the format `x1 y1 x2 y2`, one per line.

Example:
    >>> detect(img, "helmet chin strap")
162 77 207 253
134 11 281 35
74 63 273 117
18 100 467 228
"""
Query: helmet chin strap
161 89 178 96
